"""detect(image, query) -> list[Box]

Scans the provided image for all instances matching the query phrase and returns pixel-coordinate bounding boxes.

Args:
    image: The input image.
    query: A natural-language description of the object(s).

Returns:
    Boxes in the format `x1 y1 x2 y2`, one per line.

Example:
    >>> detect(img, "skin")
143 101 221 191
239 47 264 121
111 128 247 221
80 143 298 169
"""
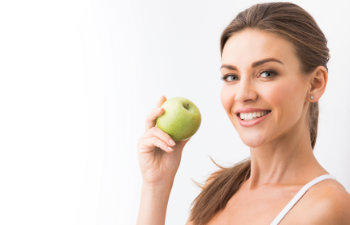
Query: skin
137 28 350 225
204 28 350 224
137 96 190 225
219 28 325 187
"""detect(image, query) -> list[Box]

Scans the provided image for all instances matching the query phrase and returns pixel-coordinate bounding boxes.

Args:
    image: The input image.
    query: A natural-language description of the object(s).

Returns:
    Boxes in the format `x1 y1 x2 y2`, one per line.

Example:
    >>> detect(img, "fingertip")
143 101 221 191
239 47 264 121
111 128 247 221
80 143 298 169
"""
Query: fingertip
157 96 167 107
168 139 176 146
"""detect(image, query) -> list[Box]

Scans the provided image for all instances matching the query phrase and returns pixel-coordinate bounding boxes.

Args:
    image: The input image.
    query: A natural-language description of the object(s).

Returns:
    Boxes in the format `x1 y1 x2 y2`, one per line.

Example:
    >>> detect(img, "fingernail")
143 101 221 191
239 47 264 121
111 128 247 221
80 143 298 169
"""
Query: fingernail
167 147 174 152
169 139 175 146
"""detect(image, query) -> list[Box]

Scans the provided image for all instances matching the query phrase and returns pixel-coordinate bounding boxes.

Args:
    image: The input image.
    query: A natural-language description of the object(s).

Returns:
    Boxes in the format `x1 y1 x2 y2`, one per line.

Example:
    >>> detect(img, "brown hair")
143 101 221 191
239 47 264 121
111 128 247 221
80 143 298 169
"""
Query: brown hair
189 2 329 225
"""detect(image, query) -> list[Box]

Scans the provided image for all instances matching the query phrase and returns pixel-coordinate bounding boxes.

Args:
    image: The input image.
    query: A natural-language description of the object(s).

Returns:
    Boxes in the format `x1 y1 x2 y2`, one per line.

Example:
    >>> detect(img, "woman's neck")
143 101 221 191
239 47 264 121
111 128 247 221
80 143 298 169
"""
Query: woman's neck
246 122 327 189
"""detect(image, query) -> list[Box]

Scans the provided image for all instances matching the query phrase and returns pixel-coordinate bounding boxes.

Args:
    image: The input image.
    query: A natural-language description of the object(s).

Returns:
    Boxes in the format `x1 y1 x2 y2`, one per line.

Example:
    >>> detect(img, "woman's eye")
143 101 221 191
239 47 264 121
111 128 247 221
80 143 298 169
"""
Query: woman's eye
221 74 239 82
260 70 277 78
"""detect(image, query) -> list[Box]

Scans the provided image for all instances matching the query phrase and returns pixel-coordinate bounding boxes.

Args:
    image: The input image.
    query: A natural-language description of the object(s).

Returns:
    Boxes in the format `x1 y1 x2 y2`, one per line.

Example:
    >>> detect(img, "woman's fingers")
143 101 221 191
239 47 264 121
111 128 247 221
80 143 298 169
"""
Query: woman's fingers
144 107 164 131
144 96 167 131
156 96 167 107
139 127 176 152
139 96 180 154
149 127 176 146
139 136 174 153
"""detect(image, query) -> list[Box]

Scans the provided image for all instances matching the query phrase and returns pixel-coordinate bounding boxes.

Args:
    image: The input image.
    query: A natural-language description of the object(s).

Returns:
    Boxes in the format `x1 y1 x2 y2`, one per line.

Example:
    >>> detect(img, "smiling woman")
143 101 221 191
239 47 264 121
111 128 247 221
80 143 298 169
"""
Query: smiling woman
136 2 350 225
220 29 313 146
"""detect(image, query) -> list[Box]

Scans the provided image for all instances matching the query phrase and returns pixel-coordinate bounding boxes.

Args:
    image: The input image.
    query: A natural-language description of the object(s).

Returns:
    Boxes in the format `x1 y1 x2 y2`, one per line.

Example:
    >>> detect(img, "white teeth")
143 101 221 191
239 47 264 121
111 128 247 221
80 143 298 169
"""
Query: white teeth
248 113 253 120
239 111 270 120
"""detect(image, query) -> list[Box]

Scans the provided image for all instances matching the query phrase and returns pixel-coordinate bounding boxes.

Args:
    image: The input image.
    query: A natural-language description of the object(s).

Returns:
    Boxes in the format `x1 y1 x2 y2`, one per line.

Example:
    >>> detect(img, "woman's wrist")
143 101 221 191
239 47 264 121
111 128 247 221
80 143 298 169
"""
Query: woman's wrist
141 179 174 194
141 175 175 189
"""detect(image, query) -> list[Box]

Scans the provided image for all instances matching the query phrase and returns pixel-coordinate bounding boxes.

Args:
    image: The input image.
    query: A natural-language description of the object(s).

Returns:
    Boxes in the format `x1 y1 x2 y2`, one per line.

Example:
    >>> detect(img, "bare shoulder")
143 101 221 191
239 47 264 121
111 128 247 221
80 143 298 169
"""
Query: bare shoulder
186 220 194 225
304 179 350 224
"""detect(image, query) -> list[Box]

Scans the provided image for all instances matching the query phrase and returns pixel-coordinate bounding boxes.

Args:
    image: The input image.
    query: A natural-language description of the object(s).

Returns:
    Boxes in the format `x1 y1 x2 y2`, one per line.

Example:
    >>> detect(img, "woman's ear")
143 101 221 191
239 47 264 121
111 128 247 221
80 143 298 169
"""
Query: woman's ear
308 66 328 102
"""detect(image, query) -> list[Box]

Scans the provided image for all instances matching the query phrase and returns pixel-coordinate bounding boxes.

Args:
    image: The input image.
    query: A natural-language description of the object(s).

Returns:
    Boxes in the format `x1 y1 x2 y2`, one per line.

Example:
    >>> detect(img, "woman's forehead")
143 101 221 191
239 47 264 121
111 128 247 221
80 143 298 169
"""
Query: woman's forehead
221 29 298 67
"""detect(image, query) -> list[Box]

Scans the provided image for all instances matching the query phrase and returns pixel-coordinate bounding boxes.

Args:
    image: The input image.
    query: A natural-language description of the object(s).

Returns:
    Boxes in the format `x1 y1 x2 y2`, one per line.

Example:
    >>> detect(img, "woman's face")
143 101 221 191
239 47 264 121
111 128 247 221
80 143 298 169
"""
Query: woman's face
220 28 310 147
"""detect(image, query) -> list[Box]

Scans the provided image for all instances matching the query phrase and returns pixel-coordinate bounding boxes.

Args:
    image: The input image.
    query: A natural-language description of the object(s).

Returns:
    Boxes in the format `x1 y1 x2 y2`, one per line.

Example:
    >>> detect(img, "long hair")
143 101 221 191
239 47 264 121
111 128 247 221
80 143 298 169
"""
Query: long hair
189 2 329 225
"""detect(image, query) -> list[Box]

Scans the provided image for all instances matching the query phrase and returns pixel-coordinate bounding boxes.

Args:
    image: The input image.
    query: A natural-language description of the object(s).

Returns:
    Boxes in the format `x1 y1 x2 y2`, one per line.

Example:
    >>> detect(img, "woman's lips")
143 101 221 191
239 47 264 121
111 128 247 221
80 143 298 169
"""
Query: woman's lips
237 110 271 127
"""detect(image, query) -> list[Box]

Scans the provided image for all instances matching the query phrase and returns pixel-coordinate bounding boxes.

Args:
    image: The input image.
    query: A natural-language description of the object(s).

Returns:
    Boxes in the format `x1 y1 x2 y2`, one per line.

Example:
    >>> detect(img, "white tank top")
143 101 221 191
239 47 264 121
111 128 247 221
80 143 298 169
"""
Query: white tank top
270 174 336 225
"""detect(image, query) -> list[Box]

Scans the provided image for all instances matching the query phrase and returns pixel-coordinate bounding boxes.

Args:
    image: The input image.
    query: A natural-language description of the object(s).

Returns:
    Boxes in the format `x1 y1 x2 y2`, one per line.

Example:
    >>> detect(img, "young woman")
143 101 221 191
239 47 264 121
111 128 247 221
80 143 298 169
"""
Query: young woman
136 2 350 225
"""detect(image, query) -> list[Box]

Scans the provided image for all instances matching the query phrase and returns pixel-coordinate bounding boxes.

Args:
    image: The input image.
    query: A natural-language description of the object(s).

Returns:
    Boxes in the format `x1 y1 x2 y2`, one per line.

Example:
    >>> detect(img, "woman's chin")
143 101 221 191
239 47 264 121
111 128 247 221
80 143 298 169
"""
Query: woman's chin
240 135 267 148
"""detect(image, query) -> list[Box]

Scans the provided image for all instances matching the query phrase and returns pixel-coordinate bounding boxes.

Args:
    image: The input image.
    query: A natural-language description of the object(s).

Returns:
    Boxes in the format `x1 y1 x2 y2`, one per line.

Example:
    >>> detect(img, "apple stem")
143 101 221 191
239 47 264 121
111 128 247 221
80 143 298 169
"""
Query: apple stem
183 103 190 110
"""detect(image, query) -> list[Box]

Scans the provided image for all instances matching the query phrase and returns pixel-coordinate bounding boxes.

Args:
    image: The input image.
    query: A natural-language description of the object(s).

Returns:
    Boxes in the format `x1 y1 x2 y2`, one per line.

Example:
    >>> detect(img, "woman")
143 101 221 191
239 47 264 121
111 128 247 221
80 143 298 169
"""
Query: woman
137 2 350 225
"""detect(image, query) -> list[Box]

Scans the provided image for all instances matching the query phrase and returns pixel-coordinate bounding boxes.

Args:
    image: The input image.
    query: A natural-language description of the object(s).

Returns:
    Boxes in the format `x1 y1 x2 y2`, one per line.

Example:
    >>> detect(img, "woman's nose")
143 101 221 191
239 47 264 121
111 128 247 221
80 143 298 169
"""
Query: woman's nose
234 78 258 103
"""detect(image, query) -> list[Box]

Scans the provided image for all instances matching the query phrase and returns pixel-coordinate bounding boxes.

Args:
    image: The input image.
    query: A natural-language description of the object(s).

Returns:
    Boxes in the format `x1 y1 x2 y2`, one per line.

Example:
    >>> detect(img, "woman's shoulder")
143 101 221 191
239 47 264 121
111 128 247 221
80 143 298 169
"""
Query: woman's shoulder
302 178 350 224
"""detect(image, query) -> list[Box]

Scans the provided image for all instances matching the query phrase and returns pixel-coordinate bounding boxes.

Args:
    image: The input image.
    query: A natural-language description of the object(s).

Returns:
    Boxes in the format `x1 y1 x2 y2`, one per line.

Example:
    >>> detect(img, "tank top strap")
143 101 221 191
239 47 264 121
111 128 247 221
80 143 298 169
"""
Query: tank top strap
270 174 336 225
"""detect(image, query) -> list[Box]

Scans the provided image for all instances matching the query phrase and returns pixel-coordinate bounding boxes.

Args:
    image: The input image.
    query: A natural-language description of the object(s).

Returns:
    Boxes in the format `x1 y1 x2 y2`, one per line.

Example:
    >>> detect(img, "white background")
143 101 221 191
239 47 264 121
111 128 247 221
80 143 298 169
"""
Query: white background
0 0 349 225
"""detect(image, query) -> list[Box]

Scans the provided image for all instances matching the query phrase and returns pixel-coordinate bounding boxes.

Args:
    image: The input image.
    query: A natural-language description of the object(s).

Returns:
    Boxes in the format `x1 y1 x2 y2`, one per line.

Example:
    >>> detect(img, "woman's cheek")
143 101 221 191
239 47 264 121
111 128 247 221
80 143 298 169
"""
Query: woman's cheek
220 86 235 114
265 84 287 106
264 82 301 124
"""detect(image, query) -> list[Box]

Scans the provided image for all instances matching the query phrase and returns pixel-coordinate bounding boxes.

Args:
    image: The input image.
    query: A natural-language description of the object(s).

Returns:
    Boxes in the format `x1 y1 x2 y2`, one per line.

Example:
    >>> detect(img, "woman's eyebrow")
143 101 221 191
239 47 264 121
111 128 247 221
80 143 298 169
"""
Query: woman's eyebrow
220 58 283 70
252 58 283 67
220 64 237 70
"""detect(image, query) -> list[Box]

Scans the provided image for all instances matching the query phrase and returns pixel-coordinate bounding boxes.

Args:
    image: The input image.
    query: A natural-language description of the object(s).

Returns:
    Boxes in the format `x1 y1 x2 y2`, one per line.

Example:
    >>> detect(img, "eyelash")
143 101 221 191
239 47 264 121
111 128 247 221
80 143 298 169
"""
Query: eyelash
221 70 278 82
260 70 277 78
221 74 238 82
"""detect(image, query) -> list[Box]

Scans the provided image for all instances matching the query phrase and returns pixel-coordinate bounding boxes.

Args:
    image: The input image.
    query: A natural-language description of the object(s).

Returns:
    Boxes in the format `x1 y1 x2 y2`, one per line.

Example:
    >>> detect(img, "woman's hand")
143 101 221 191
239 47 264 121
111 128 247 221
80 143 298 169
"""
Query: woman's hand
137 96 190 187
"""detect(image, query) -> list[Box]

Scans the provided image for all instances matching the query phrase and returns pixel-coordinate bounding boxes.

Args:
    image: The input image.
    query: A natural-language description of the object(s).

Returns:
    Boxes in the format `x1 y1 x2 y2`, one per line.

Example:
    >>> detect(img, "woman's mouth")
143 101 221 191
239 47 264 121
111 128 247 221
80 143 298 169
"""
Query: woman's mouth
236 110 271 127
238 110 271 121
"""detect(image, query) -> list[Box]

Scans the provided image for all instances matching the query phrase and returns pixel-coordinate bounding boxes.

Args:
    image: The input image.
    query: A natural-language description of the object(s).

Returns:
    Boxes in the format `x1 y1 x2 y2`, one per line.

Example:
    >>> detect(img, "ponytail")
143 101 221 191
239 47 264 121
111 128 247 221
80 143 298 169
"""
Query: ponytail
189 159 251 225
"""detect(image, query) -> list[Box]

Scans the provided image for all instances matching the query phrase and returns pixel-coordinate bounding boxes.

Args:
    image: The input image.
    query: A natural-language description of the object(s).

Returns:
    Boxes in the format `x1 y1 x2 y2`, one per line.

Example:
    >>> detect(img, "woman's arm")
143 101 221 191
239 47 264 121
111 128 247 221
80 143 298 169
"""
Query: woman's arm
136 96 190 225
136 182 173 225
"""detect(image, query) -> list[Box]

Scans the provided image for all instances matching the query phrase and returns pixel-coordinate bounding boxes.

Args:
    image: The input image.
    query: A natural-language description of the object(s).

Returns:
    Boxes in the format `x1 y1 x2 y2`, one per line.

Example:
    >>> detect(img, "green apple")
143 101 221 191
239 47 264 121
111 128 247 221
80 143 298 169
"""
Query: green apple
156 97 201 142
